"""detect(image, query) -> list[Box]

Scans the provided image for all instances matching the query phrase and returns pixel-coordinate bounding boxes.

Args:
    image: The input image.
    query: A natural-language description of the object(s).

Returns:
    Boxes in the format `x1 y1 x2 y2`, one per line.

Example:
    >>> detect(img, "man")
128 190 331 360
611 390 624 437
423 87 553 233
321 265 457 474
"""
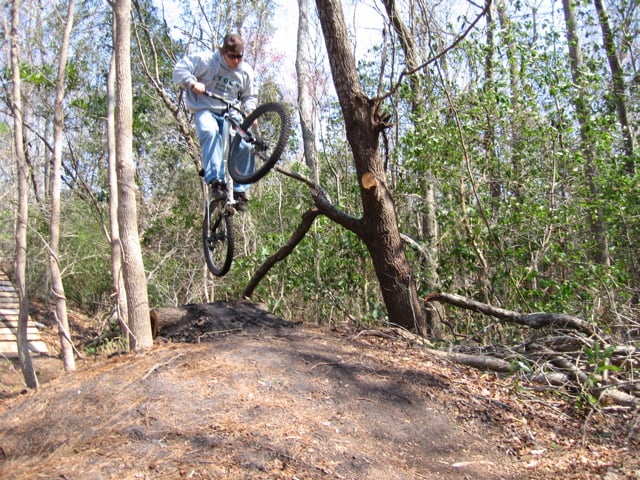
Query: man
173 33 257 211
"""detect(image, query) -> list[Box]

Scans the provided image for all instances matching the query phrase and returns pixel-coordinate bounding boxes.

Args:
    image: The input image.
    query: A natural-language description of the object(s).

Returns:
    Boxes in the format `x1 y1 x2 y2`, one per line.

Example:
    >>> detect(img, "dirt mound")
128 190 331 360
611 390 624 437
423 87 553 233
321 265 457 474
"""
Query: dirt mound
0 305 637 479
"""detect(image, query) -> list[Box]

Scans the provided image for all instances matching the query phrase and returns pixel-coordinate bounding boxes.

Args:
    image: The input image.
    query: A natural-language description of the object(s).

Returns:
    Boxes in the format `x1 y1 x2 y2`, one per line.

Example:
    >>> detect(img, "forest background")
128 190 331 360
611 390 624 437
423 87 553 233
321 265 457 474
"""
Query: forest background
1 0 639 390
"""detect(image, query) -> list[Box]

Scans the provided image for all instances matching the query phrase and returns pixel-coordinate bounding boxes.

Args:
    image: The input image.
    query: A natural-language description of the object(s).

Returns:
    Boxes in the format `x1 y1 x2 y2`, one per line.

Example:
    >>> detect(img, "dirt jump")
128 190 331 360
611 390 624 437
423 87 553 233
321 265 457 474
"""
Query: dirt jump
0 301 637 479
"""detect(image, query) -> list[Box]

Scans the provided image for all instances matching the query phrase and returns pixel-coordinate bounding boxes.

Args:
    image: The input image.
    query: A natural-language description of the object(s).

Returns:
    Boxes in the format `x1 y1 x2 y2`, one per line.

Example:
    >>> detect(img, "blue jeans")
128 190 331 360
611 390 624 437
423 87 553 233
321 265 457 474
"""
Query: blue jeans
194 109 251 193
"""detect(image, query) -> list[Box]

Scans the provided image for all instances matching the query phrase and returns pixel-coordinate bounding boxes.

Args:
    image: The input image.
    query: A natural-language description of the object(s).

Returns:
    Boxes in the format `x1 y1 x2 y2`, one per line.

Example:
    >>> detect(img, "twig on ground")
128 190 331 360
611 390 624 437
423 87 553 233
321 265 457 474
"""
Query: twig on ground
141 353 184 380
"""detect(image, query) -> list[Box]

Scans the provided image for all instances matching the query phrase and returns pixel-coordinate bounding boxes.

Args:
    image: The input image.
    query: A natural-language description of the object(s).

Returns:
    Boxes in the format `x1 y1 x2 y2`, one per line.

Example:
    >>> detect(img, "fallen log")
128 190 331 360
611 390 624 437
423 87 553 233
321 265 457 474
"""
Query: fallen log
424 292 599 336
425 348 513 372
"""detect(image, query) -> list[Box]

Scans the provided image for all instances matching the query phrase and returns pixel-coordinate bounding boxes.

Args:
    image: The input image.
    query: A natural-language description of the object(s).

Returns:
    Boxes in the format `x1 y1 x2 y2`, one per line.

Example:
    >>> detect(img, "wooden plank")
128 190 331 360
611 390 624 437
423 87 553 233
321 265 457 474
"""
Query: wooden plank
0 341 48 356
0 331 42 340
0 274 49 356
0 324 40 332
0 320 38 327
0 321 28 328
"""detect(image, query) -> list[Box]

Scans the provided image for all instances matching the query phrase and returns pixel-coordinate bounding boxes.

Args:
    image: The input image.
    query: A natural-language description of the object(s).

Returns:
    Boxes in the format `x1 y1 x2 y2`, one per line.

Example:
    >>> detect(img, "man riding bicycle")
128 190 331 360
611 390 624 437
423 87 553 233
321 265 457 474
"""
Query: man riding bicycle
173 33 257 211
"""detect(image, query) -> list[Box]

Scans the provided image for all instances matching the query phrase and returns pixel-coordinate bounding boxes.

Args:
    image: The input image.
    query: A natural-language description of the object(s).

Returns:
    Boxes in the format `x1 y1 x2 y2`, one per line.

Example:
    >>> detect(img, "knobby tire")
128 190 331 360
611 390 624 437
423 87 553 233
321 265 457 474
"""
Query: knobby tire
203 199 234 277
228 102 291 184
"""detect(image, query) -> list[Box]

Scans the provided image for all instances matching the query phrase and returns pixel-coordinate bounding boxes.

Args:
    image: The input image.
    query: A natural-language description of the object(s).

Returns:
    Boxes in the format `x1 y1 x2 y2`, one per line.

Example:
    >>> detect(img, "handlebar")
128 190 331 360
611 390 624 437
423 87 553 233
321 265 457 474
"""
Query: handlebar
203 90 246 119
202 90 256 144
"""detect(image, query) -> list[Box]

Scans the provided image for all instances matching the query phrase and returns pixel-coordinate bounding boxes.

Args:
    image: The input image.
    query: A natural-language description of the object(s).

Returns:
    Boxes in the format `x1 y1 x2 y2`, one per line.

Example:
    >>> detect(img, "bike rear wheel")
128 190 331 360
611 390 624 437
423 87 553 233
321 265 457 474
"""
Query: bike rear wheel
203 198 234 277
228 102 291 184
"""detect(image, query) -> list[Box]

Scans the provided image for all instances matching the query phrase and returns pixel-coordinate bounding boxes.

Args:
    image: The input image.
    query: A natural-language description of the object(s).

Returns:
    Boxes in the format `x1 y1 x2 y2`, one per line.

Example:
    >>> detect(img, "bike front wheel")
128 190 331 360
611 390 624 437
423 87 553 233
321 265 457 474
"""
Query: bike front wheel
228 102 291 184
203 199 234 277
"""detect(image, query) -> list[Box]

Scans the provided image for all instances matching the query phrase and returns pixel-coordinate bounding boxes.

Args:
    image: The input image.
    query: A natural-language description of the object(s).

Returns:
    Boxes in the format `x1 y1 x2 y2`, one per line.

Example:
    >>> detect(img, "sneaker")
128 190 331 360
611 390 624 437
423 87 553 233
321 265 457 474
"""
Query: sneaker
234 191 249 212
209 181 227 200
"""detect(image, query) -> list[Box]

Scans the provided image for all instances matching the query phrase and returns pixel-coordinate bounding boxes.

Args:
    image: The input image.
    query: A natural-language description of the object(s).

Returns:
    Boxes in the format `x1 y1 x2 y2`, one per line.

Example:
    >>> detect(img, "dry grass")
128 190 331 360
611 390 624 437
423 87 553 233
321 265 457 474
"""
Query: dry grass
0 305 638 479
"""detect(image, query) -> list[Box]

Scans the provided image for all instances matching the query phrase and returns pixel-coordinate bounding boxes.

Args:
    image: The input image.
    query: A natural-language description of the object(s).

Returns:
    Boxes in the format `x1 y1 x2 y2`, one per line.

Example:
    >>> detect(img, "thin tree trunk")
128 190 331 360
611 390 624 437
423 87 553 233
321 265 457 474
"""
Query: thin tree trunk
593 0 635 173
296 0 324 314
113 0 153 350
49 0 76 371
381 0 443 336
296 0 319 183
484 0 502 210
10 0 38 389
107 17 129 347
562 0 611 266
315 0 425 333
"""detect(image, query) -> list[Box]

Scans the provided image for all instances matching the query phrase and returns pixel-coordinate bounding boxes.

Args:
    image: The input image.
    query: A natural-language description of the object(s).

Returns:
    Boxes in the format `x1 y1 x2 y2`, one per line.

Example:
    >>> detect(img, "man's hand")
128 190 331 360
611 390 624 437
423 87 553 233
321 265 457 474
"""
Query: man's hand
191 82 206 94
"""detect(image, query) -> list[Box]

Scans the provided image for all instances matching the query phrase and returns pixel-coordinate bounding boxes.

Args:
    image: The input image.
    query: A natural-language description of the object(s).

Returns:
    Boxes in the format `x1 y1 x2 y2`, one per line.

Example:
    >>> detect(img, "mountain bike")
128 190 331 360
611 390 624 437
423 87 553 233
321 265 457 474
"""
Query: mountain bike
201 91 291 277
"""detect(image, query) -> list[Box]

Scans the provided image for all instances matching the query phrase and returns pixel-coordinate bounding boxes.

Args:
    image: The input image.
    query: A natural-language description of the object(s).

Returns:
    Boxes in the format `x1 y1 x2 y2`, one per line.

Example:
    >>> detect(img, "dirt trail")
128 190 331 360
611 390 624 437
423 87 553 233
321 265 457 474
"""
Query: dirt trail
0 304 637 479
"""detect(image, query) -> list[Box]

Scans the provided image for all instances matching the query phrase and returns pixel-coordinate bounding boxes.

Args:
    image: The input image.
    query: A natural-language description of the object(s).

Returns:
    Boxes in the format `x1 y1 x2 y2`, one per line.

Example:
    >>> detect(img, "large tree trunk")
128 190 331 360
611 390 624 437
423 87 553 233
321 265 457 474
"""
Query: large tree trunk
107 19 129 348
49 0 76 372
113 0 153 351
10 0 38 389
314 0 425 332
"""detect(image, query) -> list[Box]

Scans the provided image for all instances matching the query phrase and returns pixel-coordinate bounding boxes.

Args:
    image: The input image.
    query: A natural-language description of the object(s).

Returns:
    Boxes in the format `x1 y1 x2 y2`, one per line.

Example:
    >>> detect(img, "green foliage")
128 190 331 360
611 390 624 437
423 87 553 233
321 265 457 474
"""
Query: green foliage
58 200 112 312
4 0 639 344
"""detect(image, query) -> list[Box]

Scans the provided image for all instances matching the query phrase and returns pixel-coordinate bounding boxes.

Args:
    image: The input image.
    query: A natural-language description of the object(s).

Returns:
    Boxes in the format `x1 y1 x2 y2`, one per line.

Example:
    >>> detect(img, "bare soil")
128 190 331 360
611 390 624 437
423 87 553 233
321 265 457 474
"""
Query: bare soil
0 301 638 479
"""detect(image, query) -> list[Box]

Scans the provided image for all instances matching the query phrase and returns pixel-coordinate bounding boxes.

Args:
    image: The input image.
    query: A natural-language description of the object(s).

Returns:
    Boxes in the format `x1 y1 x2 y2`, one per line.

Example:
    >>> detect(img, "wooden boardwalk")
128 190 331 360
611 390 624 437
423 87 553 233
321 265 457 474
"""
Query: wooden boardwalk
0 271 48 357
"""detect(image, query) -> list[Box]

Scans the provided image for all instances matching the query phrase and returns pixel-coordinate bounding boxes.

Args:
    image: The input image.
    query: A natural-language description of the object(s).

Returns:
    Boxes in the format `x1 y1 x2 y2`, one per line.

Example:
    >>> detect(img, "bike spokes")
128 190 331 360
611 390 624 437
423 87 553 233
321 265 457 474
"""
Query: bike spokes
202 199 234 277
229 103 290 184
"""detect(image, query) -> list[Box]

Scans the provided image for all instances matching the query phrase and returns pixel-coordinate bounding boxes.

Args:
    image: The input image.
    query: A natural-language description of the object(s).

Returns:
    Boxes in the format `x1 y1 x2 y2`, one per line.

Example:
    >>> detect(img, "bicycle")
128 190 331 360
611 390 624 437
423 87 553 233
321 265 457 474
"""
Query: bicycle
201 91 291 277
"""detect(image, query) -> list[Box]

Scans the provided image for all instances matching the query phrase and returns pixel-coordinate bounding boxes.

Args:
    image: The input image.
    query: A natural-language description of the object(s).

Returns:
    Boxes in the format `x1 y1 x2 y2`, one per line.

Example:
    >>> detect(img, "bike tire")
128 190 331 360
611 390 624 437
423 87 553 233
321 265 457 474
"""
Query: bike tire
202 199 234 277
228 102 291 184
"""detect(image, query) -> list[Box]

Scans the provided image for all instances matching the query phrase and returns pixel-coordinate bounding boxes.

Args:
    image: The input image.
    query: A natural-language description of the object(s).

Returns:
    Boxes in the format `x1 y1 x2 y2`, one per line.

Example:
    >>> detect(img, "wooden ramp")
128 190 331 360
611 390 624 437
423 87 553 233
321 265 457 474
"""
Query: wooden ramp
0 271 48 357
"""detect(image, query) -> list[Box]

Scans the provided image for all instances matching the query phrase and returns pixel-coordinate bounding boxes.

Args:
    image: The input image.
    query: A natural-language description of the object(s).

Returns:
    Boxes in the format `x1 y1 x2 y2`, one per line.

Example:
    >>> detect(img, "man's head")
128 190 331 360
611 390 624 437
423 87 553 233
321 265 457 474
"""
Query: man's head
221 34 244 67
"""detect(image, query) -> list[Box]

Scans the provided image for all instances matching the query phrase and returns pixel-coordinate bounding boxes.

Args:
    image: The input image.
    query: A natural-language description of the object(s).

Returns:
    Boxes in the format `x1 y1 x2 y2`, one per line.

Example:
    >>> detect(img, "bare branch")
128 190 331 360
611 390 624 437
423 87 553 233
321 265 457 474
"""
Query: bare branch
242 207 321 298
425 291 600 336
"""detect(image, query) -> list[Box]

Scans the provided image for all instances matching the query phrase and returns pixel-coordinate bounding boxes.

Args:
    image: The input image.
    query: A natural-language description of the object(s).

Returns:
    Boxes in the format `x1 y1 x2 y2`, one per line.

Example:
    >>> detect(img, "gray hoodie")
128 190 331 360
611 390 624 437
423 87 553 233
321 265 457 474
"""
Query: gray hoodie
173 49 257 114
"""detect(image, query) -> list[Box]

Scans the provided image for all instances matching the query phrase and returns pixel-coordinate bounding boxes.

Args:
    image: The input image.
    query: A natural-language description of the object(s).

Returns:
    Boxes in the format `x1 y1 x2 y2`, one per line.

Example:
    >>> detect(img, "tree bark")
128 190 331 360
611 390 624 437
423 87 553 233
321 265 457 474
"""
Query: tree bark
593 0 635 173
113 0 153 350
380 0 444 337
10 0 38 389
49 0 76 371
314 0 425 332
425 291 599 336
296 0 319 182
562 0 611 266
107 18 129 348
243 207 321 298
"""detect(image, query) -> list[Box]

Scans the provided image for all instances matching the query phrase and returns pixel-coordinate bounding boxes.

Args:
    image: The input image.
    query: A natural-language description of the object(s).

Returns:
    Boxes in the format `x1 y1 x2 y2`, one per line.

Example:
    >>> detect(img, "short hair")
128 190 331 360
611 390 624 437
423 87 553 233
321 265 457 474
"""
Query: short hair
222 34 244 55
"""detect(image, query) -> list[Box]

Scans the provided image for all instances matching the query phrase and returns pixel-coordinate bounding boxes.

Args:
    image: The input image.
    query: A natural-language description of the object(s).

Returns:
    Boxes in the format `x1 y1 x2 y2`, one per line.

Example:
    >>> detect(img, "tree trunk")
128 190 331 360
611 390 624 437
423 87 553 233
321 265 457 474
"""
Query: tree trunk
113 0 153 351
296 0 319 183
562 0 611 266
10 0 38 389
380 0 443 337
107 19 129 348
593 0 635 173
315 0 425 332
49 0 76 372
296 0 325 320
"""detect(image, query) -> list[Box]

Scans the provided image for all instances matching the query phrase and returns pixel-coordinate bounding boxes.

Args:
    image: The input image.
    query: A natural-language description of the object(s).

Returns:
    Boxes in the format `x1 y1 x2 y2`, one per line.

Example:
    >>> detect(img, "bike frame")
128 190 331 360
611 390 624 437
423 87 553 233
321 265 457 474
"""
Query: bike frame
203 90 258 198
199 90 290 277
